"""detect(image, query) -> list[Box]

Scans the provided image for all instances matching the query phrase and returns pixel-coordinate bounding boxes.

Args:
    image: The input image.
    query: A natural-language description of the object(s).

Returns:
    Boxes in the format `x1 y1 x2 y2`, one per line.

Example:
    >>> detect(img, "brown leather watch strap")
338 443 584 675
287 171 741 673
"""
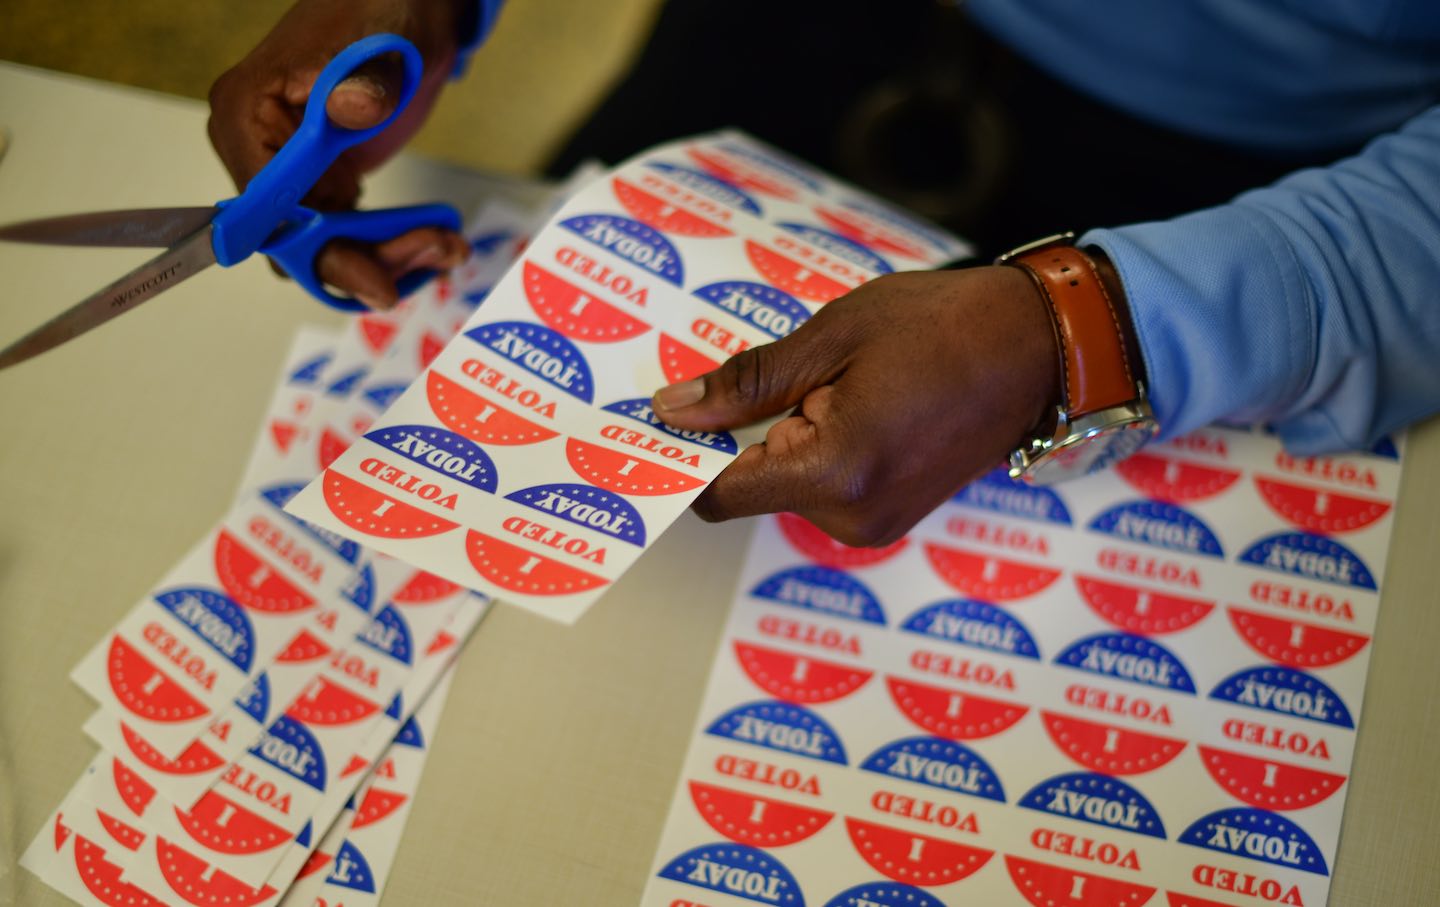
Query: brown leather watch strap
1009 244 1139 419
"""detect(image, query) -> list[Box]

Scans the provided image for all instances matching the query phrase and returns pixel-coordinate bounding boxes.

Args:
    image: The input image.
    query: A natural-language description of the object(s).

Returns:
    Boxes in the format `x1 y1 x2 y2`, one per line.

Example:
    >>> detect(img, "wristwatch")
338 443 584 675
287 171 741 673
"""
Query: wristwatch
998 232 1158 485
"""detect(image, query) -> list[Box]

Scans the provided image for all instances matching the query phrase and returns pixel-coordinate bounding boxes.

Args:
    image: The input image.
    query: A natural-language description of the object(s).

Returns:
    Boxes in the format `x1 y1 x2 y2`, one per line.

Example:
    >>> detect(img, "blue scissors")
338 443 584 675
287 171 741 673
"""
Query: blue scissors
0 34 461 371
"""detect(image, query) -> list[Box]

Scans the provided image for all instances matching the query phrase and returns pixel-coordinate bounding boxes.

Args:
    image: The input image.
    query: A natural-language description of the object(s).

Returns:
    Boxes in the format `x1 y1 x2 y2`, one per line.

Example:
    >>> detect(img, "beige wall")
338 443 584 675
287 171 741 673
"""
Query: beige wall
0 0 666 174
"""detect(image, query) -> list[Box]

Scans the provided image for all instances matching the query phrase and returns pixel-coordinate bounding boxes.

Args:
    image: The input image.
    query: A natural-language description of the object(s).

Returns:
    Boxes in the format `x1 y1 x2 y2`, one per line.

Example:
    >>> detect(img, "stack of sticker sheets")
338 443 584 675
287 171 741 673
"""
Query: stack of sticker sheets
19 194 556 906
641 432 1404 907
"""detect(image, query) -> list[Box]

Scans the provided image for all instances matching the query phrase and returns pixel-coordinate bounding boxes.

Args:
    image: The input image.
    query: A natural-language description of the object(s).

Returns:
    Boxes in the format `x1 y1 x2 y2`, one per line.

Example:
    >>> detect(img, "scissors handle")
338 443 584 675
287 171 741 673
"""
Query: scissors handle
210 34 425 270
263 204 463 311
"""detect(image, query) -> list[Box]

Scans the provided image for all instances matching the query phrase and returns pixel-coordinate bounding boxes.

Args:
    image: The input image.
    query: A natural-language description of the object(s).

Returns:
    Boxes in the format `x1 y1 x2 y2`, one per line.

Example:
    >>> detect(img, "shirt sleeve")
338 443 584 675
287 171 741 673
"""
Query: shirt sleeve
1082 104 1440 454
453 0 505 78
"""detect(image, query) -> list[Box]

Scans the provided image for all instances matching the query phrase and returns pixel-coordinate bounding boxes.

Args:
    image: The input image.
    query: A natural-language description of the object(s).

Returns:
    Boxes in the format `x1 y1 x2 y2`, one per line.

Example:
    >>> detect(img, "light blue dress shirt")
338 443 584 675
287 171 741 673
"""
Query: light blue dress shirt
969 0 1440 452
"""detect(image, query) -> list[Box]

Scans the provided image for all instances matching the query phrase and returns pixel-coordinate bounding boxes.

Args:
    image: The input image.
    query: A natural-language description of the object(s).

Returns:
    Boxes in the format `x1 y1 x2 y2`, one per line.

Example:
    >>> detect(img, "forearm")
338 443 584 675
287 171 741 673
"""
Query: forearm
1084 104 1440 452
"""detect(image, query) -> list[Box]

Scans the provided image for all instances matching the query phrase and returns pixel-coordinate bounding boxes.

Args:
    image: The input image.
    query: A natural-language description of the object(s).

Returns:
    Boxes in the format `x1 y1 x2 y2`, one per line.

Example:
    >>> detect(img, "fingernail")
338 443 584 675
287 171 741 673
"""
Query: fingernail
403 244 445 272
357 293 389 310
654 379 705 412
338 74 386 99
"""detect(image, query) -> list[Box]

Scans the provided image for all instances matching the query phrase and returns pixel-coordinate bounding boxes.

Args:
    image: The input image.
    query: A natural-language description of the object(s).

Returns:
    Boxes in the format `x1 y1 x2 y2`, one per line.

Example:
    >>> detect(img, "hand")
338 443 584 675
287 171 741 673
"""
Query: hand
208 0 473 308
650 266 1061 547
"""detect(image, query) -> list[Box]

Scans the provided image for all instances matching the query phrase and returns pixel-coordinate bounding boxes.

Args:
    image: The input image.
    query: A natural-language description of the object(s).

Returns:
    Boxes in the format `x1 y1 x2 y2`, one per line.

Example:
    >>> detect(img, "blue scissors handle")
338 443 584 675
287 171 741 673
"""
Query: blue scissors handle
262 203 462 311
210 34 462 310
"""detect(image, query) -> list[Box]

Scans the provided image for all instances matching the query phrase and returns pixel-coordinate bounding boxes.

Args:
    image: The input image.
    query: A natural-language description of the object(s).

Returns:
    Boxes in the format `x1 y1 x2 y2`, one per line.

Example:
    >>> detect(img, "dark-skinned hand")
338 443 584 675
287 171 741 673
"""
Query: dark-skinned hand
207 0 473 309
651 266 1061 547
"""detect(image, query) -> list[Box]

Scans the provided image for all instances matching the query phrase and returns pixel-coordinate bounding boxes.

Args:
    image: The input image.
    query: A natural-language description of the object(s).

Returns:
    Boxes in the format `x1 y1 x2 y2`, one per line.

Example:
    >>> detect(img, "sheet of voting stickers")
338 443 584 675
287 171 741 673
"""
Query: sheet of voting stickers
68 484 386 763
285 131 969 624
642 426 1404 907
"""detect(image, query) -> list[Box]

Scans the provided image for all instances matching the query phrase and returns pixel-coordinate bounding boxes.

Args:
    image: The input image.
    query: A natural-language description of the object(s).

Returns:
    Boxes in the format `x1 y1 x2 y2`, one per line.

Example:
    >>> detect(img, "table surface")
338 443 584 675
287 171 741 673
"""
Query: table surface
1 63 1437 907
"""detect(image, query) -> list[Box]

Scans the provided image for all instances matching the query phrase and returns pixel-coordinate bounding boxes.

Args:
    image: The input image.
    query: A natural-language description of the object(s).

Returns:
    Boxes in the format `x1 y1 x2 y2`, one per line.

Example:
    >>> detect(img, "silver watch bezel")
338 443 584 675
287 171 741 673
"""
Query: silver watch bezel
1008 392 1159 486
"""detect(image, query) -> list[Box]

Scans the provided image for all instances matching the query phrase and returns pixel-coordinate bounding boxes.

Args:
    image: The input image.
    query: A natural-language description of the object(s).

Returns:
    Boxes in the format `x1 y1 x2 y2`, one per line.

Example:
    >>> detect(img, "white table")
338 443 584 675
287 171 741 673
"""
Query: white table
1 62 1437 906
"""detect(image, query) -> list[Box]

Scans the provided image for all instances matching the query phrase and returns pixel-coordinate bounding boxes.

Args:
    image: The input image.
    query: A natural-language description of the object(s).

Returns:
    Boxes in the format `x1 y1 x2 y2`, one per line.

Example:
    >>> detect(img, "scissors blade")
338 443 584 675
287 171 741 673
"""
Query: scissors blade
0 207 218 248
0 226 217 371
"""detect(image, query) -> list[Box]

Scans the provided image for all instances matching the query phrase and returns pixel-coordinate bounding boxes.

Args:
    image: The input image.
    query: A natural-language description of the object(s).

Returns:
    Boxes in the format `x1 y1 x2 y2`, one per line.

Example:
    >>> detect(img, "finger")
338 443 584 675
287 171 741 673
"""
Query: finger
371 227 470 276
321 53 406 131
651 305 860 432
690 385 847 522
315 240 401 310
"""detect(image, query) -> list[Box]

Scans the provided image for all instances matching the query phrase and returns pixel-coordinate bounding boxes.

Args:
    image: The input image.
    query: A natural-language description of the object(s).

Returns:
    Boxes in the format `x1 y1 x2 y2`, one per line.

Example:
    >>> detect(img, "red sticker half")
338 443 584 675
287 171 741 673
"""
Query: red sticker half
465 529 609 597
73 835 167 907
744 240 851 303
1075 575 1214 635
886 675 1028 740
322 469 459 539
1198 745 1347 811
1255 476 1391 534
659 332 721 385
523 260 651 343
565 437 706 496
121 723 224 777
1115 452 1241 503
427 370 558 446
845 817 992 886
734 640 873 704
1227 606 1370 668
213 529 315 615
286 675 381 726
614 177 732 237
177 792 291 855
107 636 210 725
689 781 833 847
924 542 1061 601
155 837 277 906
1041 710 1186 776
1006 855 1156 907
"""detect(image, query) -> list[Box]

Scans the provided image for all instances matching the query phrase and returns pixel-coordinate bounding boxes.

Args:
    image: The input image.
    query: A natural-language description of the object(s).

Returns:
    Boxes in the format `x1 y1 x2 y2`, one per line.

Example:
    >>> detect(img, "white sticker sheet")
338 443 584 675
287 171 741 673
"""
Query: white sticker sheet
642 426 1404 907
285 131 972 624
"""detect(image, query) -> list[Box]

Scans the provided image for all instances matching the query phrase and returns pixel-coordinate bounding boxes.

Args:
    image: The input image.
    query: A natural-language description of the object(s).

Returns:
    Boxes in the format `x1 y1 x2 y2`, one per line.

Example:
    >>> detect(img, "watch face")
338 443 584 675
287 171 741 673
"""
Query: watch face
1022 420 1157 486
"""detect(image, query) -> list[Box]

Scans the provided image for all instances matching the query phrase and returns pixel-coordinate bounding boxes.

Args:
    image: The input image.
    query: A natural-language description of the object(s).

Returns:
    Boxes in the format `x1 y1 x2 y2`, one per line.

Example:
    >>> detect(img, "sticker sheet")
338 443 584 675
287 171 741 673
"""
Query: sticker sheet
285 131 971 624
643 426 1403 907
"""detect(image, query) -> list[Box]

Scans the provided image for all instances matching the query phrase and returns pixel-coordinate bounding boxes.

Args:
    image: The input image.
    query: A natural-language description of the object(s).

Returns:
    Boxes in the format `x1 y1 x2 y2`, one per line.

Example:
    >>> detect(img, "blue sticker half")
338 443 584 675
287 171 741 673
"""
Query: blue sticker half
294 820 312 849
1238 532 1377 591
465 321 595 403
358 605 413 665
327 840 377 893
364 424 499 494
560 214 684 286
953 467 1072 526
1088 500 1224 558
361 382 406 413
1180 808 1328 876
1055 633 1196 694
1371 435 1399 460
289 352 331 385
707 701 847 765
658 842 806 906
393 714 425 749
778 222 893 274
1209 666 1354 728
234 672 271 725
469 230 514 256
384 693 402 721
250 715 326 791
860 736 1005 803
691 281 808 341
901 599 1040 660
751 566 886 626
823 882 943 907
325 366 368 398
1018 772 1166 839
837 197 956 254
646 161 764 215
505 482 646 547
601 397 738 454
260 483 361 565
341 562 376 615
154 588 255 673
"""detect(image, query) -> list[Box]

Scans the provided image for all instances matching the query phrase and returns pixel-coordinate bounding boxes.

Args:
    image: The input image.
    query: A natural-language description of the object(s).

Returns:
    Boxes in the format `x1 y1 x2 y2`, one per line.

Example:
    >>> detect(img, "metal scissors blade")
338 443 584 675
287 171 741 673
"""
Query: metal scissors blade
0 207 218 248
0 226 217 370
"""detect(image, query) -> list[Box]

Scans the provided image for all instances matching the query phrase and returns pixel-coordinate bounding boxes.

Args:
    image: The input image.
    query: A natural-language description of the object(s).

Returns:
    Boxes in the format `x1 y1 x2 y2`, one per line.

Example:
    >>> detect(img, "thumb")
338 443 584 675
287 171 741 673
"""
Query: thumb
651 312 855 432
324 54 405 130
